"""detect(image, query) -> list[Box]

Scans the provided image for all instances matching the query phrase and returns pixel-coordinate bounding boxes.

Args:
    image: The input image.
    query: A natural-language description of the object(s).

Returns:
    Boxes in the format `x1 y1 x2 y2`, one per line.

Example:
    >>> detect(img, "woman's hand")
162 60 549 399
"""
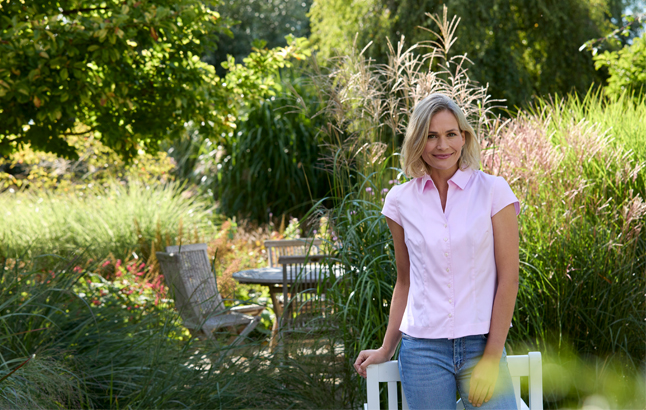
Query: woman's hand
353 347 392 378
468 354 500 407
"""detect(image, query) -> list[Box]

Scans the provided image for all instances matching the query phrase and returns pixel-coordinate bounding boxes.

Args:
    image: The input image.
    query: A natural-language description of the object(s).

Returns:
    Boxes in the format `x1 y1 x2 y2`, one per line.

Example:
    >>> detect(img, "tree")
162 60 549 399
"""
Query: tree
594 32 646 97
0 0 230 159
204 0 312 77
309 0 636 108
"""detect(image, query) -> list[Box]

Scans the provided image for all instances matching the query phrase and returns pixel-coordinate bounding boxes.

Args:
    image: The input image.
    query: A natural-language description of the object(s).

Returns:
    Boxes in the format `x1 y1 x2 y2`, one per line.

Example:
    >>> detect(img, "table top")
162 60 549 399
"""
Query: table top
232 264 343 285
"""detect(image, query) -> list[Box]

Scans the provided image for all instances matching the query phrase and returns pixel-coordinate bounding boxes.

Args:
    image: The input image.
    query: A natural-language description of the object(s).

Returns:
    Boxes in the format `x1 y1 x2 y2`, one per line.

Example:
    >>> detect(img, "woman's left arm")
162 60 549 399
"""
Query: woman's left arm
468 203 519 407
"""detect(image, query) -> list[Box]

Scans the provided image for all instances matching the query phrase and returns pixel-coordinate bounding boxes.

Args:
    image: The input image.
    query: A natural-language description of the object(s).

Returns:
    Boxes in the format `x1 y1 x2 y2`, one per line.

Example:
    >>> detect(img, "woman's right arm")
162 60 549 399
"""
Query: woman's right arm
353 217 410 378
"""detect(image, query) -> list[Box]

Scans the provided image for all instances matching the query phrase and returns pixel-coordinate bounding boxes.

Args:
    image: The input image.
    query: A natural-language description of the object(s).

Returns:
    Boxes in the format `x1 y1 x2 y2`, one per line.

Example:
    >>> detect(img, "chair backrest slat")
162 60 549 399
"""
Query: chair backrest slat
387 381 398 409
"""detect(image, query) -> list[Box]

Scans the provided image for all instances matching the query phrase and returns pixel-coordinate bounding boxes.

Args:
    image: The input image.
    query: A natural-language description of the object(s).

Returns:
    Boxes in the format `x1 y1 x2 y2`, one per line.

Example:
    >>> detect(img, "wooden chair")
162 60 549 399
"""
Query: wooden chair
264 238 324 267
364 352 543 410
156 243 264 347
277 254 336 331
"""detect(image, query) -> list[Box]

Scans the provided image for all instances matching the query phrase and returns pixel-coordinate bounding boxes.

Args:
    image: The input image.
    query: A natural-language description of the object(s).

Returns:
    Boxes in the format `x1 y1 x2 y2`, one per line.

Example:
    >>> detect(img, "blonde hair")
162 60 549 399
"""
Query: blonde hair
401 93 480 178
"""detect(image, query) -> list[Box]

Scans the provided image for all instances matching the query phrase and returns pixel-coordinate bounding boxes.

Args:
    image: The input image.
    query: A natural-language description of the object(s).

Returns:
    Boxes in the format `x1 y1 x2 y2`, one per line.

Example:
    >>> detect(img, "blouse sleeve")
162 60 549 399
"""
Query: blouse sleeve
381 185 403 226
492 176 520 217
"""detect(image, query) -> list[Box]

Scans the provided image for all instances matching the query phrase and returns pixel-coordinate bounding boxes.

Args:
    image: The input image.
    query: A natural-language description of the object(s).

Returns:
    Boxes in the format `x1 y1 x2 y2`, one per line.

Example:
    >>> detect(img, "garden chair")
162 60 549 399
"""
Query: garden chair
274 254 339 347
264 238 324 267
156 243 264 347
364 352 543 410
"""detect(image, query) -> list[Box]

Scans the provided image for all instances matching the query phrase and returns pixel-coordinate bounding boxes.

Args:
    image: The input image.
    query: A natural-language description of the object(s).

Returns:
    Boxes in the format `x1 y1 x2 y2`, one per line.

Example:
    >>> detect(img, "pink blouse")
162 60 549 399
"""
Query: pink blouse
381 168 520 339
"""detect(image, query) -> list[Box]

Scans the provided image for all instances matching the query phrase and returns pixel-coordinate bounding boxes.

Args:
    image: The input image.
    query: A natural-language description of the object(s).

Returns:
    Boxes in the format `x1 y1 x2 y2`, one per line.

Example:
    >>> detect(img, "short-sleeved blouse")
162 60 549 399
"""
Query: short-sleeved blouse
381 168 520 339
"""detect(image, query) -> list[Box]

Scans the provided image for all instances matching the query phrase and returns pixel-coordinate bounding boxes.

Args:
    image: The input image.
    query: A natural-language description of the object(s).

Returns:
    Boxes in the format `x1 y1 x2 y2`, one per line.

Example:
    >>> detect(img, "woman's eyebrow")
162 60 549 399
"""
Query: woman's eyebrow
428 129 459 134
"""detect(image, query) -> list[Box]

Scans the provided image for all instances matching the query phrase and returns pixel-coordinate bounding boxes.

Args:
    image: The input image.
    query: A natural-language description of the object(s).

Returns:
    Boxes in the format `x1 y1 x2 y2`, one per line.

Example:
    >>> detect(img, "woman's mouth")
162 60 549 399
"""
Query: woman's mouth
433 153 452 159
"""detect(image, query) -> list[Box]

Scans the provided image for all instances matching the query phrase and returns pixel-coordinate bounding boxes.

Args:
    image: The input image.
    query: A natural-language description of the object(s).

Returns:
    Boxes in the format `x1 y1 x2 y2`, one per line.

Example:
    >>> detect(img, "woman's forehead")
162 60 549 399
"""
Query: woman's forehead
428 110 459 131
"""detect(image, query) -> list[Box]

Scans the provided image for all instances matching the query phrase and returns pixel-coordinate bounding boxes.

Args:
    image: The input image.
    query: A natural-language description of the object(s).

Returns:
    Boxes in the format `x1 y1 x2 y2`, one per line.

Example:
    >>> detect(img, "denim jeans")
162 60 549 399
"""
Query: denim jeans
398 333 517 410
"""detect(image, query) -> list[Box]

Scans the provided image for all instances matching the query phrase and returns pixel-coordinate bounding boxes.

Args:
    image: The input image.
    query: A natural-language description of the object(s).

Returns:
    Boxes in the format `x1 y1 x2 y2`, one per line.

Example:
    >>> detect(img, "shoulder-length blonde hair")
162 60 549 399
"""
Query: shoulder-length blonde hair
401 93 480 178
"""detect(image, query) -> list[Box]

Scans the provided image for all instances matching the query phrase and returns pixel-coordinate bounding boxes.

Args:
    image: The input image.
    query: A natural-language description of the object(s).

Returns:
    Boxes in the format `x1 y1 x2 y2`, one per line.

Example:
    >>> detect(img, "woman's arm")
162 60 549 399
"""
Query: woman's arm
354 217 411 378
469 203 520 406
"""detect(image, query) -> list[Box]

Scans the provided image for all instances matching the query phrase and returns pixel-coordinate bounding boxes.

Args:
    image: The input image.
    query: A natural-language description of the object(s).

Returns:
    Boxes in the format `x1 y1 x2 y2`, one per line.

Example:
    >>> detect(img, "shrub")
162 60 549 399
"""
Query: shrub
594 33 646 98
217 73 331 223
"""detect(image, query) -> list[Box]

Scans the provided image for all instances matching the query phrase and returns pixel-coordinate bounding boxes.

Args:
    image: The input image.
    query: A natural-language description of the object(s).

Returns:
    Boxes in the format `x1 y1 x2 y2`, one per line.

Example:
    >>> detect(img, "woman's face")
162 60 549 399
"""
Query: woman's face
421 110 466 175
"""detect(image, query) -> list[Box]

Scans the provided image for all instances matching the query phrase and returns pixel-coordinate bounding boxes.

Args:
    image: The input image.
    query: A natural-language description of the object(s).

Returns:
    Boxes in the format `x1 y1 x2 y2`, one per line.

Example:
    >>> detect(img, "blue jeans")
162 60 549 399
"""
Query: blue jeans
398 333 517 410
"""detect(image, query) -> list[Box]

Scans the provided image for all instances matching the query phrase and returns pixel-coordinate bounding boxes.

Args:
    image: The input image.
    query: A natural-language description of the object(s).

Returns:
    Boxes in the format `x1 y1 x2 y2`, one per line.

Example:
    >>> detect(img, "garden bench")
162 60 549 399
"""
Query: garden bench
364 352 542 410
156 243 264 347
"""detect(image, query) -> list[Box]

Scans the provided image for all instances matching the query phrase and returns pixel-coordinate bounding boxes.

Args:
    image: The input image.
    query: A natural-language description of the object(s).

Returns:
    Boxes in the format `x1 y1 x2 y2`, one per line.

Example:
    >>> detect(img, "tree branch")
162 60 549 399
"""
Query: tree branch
61 7 110 16
63 127 95 136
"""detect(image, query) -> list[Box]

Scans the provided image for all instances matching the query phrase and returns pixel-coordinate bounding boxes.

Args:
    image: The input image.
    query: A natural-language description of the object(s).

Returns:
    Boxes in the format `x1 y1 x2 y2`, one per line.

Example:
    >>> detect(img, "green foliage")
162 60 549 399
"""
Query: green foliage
217 73 330 223
206 0 312 76
303 13 645 404
309 0 618 108
0 256 344 408
321 93 646 408
0 0 229 159
594 33 646 97
163 35 313 194
0 132 174 191
0 181 216 264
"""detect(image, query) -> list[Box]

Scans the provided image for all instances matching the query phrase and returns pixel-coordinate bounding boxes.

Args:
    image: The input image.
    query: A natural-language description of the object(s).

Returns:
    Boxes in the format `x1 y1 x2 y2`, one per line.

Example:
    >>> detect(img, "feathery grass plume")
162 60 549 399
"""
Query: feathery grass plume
481 93 645 384
310 5 502 198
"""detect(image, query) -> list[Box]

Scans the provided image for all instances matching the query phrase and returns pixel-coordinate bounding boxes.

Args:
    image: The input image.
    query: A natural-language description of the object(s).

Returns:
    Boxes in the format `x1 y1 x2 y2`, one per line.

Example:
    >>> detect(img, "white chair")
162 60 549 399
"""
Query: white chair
365 352 542 410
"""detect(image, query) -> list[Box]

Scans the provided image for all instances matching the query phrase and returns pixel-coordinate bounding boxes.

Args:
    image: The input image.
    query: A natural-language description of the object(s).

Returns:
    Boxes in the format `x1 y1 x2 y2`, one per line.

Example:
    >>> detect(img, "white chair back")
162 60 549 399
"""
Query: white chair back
365 352 542 410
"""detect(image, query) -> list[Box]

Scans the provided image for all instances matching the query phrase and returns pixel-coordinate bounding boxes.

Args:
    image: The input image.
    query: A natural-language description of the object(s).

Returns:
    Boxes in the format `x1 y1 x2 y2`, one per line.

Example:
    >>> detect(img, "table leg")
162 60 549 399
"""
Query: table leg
268 286 283 350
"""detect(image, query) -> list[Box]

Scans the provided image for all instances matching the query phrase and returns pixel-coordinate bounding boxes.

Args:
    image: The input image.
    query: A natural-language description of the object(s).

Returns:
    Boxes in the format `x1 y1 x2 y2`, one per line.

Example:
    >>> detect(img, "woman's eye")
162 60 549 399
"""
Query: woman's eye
427 134 437 139
448 132 457 137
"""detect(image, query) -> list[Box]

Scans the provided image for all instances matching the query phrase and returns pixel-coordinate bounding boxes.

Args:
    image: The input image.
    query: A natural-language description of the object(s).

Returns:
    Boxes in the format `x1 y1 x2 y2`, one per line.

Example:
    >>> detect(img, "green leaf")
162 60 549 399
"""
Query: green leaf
60 68 69 81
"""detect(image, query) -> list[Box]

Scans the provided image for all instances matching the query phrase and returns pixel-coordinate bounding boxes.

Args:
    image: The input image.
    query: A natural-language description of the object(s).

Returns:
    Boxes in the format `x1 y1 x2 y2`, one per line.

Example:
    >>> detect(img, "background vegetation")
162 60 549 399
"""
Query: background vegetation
1 0 645 409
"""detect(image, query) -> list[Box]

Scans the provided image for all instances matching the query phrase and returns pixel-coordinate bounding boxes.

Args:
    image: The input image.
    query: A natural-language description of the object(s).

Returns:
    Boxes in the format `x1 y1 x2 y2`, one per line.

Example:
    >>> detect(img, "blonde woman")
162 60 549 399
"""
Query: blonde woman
354 94 519 409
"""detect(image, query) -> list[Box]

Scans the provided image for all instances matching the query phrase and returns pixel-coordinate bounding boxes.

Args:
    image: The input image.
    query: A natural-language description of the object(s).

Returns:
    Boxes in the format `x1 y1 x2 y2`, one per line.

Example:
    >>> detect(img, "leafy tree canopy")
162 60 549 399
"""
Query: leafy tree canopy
309 0 639 108
205 0 312 77
0 0 230 160
594 32 646 97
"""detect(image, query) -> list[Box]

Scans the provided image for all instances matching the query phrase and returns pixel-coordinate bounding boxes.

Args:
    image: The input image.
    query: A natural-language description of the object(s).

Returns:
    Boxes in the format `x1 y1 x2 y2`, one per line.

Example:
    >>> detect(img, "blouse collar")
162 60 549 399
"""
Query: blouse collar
418 167 475 193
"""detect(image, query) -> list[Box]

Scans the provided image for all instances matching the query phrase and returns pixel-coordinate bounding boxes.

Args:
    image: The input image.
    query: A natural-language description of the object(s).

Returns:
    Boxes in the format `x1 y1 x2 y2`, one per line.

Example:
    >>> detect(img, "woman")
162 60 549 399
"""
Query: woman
353 93 520 409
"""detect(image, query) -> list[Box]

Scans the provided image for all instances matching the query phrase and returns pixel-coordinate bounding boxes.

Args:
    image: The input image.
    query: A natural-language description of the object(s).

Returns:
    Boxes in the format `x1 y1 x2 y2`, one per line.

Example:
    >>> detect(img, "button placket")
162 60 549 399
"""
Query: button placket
442 217 454 323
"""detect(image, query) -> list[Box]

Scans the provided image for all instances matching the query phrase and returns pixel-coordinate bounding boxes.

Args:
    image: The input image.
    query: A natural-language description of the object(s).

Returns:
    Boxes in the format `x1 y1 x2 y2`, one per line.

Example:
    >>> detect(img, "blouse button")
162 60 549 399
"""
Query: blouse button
447 283 451 288
443 237 448 242
449 299 452 304
445 268 449 272
448 313 452 318
444 224 447 228
444 252 449 257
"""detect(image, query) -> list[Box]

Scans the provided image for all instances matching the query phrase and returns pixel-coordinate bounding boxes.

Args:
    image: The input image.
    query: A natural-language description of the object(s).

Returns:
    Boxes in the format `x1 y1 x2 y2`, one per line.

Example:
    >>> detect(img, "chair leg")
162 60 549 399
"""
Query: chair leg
231 315 261 347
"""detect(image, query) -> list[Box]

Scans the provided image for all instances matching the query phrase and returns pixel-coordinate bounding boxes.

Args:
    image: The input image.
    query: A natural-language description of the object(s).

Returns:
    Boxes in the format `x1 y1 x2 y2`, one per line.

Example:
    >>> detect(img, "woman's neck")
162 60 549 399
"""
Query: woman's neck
429 165 459 191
